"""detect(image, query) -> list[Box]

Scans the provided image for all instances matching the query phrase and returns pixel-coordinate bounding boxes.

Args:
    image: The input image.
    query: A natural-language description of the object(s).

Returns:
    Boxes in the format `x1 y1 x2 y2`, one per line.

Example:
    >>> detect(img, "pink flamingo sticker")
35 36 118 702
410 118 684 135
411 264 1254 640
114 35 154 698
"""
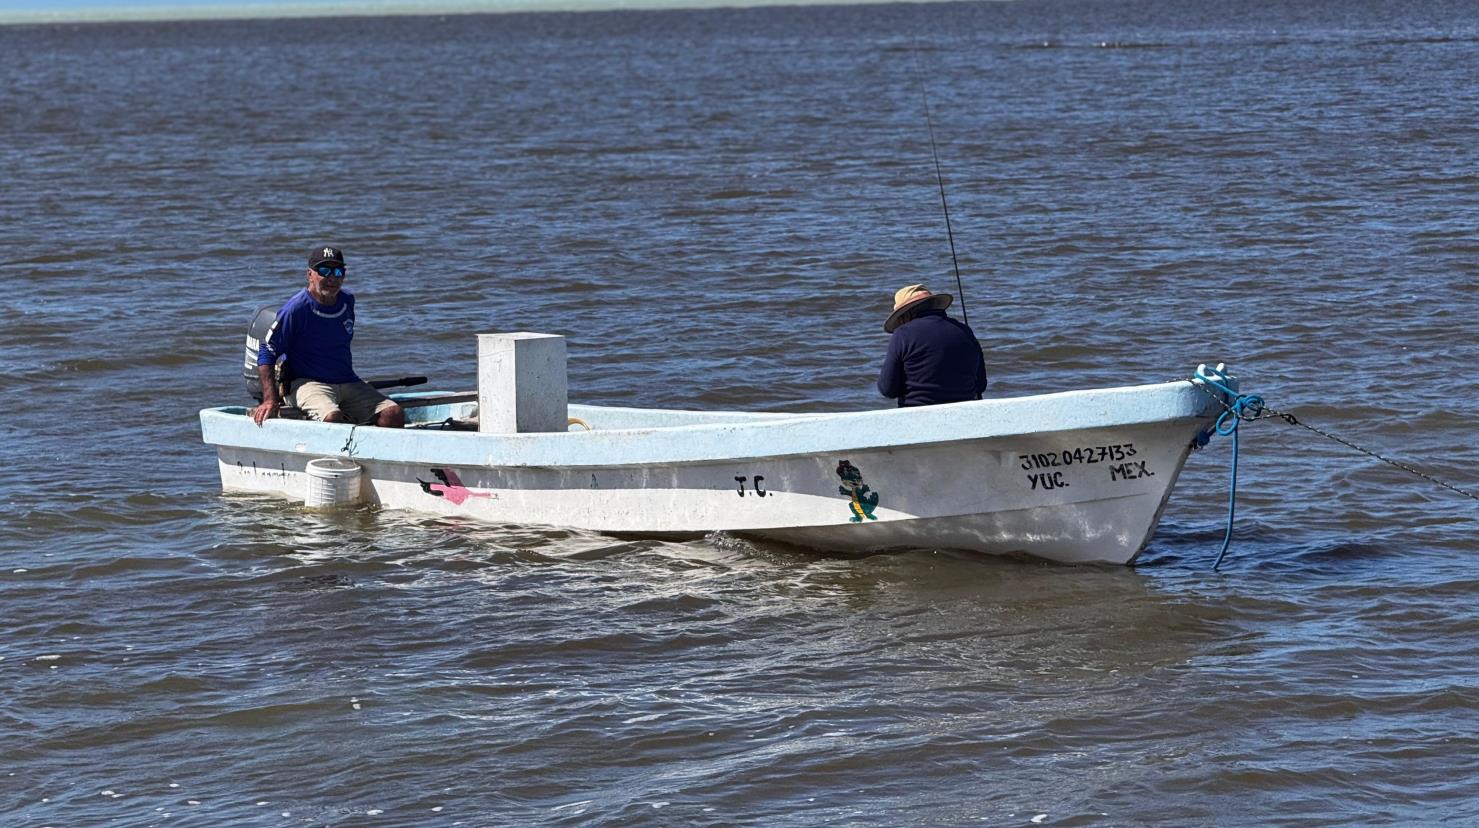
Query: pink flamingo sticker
417 468 492 506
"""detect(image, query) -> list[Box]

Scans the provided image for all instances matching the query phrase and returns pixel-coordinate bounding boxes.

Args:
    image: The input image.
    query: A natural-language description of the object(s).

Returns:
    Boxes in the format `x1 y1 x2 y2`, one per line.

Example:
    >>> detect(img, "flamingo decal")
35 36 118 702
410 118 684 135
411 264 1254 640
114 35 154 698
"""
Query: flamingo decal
417 468 492 506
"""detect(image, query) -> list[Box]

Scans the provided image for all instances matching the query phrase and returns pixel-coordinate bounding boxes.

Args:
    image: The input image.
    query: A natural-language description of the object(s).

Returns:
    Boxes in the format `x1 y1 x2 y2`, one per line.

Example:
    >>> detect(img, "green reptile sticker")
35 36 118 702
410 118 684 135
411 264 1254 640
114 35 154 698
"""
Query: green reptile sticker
836 460 879 522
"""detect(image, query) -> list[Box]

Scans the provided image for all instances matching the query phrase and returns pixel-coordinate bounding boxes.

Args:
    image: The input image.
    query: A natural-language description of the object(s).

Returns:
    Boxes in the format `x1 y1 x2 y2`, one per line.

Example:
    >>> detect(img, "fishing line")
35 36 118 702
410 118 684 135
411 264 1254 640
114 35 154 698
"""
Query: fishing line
908 34 968 327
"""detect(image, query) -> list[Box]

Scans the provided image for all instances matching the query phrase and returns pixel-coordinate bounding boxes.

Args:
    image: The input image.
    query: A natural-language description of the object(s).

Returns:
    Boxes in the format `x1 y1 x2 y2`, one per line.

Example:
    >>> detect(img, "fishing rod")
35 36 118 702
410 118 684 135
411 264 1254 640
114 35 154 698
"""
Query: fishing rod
910 37 968 327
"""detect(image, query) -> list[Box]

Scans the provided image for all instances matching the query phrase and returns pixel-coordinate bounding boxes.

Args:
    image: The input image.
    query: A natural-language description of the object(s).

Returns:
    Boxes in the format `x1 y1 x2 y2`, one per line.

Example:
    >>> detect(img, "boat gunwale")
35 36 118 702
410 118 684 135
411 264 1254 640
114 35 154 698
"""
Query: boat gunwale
202 378 1220 470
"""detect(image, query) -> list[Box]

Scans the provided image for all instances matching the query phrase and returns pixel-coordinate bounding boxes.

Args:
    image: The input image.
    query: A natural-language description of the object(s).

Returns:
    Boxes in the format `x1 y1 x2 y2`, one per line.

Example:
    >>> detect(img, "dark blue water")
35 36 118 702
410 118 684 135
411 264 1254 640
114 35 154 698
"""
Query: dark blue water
3 1 1478 824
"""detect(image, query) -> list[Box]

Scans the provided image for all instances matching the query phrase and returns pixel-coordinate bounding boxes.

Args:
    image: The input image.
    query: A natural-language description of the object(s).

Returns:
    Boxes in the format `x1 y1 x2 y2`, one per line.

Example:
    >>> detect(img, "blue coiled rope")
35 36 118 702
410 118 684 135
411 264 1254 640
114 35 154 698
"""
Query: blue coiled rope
1193 366 1264 571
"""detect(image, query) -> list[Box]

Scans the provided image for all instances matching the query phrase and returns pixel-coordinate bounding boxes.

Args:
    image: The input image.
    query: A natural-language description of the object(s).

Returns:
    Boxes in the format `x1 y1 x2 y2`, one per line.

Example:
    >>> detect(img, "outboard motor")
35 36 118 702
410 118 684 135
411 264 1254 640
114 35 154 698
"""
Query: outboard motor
243 304 281 402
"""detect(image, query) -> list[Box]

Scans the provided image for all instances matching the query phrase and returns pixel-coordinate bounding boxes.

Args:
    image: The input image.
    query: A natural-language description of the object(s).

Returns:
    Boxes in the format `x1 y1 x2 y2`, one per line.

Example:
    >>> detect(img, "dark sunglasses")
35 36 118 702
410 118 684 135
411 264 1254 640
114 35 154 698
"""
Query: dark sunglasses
313 265 346 278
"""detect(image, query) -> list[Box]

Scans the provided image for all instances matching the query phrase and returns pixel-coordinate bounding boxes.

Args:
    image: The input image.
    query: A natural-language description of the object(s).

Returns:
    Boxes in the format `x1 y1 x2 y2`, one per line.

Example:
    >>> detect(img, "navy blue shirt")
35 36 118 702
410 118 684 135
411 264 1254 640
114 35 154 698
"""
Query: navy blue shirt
257 288 360 384
877 309 988 407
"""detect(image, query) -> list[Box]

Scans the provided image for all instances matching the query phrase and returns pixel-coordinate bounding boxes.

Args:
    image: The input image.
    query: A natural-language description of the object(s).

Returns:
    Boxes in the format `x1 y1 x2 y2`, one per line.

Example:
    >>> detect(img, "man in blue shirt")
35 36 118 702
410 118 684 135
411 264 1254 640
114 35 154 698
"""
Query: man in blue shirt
250 245 405 428
877 284 988 407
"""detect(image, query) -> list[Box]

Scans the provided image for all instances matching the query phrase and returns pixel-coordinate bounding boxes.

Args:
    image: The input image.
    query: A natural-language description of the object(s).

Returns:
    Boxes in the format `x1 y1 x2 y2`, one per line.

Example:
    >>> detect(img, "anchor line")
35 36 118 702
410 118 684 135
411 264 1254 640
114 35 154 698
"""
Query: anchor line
1188 379 1479 504
1186 377 1256 570
1261 406 1479 503
341 425 360 457
909 35 968 327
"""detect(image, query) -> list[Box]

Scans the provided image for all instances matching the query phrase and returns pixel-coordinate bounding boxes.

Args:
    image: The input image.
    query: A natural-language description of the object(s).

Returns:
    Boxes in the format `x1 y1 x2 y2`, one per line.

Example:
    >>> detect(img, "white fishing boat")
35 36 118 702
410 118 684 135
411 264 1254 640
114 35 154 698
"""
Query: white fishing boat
201 332 1237 565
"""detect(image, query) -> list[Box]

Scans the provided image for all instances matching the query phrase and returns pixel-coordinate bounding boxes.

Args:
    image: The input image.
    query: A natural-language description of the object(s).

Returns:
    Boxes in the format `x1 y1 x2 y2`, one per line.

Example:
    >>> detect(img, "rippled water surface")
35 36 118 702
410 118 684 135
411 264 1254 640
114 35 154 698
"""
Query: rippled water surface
3 0 1478 824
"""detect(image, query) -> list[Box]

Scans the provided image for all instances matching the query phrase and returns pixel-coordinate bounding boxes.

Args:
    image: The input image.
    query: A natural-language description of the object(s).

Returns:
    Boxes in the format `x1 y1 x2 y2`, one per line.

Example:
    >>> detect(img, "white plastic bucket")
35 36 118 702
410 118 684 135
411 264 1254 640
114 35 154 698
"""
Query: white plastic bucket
304 458 363 508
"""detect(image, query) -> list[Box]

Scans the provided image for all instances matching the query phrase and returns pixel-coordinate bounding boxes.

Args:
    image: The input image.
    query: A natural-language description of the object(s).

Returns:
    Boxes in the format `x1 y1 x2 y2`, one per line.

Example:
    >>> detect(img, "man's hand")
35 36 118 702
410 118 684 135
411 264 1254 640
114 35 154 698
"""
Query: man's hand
251 399 280 426
253 363 281 426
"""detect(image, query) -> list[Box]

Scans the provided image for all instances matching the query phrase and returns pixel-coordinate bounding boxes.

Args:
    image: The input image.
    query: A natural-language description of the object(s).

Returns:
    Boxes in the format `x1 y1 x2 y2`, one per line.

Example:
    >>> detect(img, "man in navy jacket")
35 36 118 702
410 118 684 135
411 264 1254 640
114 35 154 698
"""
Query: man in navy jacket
876 284 988 407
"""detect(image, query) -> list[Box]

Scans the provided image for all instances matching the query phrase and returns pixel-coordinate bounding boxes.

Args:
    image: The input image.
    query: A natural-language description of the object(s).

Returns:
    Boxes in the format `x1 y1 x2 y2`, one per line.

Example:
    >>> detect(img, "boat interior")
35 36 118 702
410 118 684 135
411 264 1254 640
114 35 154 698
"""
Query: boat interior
225 389 823 433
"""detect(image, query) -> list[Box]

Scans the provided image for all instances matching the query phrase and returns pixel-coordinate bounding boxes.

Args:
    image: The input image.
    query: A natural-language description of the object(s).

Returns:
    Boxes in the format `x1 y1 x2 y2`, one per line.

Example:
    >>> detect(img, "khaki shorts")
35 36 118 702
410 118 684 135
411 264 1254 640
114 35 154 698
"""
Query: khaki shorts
290 379 398 424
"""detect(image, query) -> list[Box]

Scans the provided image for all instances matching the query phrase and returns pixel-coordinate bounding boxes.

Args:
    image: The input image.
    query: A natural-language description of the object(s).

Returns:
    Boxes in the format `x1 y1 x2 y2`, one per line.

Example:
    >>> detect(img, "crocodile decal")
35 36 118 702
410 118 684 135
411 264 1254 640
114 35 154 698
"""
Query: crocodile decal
836 460 880 522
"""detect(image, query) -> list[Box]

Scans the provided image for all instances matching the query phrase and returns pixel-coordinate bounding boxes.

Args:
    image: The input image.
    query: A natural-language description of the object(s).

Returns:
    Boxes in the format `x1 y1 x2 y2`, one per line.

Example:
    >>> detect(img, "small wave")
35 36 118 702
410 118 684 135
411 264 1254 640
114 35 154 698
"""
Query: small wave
1092 40 1175 49
519 145 585 157
558 540 654 561
1019 40 1176 50
1360 34 1479 47
61 555 196 580
703 188 768 200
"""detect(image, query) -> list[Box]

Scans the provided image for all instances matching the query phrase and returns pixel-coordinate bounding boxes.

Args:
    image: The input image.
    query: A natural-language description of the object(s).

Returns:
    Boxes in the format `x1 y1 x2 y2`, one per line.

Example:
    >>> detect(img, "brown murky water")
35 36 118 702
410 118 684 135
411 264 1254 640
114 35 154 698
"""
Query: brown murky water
3 1 1478 824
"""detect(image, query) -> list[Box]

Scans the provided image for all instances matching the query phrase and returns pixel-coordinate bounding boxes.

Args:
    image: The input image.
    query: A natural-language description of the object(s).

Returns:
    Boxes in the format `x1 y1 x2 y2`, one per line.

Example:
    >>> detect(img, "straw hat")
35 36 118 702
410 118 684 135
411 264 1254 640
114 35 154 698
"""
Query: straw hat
883 284 953 332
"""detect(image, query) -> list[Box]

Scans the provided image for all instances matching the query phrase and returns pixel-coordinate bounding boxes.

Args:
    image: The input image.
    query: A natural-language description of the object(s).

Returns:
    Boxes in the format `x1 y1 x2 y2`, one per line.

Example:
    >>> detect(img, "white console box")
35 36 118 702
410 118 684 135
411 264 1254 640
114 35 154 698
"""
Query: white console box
476 333 568 433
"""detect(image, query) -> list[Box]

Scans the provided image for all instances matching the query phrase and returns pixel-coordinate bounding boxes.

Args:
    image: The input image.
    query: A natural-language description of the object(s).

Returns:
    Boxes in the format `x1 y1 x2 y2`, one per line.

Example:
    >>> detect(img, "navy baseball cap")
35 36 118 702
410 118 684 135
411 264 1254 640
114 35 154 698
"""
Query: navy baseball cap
308 245 345 268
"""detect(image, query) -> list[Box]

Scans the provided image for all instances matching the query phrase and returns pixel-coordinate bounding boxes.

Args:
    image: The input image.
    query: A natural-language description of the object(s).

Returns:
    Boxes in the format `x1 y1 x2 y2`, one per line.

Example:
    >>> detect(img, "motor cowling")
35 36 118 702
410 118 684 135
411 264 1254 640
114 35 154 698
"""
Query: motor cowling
243 304 281 402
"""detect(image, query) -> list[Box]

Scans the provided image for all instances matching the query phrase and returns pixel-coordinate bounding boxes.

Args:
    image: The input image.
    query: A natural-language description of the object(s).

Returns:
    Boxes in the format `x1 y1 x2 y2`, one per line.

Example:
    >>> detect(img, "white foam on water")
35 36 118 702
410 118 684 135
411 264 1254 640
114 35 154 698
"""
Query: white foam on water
100 790 115 796
256 801 268 805
36 655 60 661
187 800 200 805
367 809 384 815
1031 815 1048 823
13 569 27 573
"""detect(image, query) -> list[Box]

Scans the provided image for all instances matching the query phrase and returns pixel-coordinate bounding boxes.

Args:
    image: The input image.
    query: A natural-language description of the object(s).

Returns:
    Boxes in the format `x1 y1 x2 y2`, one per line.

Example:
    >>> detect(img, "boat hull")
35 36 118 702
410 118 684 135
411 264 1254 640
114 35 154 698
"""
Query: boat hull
203 380 1222 565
